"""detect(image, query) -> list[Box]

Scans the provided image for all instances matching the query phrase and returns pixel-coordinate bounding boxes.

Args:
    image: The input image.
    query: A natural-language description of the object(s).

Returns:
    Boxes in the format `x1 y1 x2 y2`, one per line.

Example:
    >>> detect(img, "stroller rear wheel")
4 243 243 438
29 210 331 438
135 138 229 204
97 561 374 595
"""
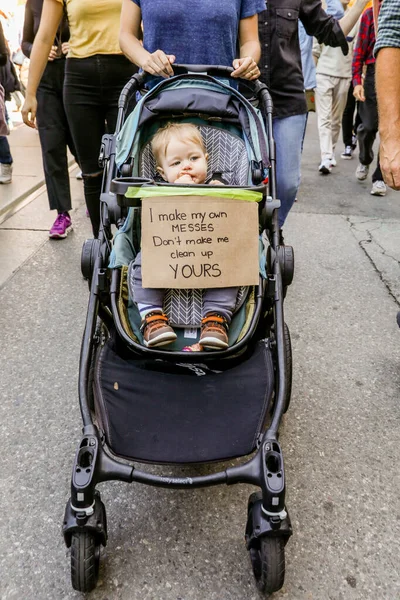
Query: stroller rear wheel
250 536 285 595
70 531 100 593
270 322 292 414
283 322 292 413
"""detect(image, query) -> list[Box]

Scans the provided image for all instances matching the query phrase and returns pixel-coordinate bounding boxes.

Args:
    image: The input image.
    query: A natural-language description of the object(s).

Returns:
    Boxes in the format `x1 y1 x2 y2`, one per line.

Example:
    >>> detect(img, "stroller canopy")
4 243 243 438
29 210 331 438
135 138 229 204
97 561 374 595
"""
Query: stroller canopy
116 75 270 182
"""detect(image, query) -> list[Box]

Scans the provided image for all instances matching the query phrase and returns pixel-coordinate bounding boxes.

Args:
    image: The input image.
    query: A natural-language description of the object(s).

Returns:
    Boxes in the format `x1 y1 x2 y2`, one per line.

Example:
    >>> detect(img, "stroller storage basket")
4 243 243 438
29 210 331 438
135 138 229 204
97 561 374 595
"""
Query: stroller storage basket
94 334 274 463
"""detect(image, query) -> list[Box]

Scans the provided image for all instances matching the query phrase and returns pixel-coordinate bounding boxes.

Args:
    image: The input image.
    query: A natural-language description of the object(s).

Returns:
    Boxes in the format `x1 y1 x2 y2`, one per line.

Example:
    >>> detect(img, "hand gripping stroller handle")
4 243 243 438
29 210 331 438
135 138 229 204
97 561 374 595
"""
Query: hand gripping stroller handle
173 64 269 100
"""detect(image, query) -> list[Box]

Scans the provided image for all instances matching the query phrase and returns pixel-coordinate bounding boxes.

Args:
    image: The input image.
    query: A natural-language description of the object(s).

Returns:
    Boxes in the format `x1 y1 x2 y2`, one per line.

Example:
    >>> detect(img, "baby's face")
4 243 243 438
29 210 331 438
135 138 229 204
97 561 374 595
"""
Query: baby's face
158 138 208 184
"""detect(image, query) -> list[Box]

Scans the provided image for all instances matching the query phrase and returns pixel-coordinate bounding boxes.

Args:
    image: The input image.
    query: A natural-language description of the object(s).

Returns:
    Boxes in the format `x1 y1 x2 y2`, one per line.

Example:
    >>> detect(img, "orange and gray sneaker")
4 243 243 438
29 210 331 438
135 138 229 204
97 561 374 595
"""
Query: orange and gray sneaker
141 311 177 348
200 313 229 350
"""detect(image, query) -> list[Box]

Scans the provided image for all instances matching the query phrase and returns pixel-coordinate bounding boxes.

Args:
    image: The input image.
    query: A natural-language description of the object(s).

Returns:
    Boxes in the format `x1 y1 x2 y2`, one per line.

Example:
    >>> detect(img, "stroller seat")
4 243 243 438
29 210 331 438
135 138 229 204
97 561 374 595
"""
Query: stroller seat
111 121 260 347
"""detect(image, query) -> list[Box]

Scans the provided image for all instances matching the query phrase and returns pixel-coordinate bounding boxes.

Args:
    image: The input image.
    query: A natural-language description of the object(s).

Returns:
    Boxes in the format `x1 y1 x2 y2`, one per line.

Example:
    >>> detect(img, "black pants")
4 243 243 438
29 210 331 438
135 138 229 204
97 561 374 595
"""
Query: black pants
64 55 137 236
341 83 361 147
357 64 382 182
36 59 77 213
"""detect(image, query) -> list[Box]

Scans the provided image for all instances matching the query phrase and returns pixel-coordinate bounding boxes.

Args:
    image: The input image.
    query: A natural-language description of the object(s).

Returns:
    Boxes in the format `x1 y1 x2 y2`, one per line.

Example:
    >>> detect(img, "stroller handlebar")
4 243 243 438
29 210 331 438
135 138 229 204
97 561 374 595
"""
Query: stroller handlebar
172 64 234 76
119 64 262 102
116 64 273 130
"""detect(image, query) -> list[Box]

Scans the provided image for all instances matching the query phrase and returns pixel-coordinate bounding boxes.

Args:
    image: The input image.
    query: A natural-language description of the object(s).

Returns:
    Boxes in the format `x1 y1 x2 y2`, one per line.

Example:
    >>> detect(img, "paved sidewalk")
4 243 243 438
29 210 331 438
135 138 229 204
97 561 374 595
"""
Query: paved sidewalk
0 124 76 223
0 114 399 600
0 124 84 289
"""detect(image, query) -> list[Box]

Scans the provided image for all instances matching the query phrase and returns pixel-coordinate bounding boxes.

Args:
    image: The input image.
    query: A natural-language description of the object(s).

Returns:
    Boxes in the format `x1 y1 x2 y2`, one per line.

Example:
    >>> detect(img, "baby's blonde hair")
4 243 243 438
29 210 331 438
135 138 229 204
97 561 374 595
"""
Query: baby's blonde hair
151 122 206 166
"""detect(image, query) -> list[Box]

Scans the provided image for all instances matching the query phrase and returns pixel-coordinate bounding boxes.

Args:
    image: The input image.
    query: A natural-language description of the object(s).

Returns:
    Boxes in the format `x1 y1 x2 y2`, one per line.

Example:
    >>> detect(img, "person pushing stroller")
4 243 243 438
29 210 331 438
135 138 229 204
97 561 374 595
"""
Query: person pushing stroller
129 122 239 350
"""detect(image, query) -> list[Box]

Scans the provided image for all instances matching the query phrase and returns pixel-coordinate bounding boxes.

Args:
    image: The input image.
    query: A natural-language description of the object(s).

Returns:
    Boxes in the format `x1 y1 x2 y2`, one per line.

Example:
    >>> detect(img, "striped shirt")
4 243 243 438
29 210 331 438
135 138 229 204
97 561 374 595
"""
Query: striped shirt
375 0 400 53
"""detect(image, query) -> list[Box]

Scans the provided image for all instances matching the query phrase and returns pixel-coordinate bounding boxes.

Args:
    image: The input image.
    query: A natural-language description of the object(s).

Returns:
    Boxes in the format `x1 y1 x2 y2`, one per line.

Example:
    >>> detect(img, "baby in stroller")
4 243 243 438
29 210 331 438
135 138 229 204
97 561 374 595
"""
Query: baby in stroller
129 122 239 350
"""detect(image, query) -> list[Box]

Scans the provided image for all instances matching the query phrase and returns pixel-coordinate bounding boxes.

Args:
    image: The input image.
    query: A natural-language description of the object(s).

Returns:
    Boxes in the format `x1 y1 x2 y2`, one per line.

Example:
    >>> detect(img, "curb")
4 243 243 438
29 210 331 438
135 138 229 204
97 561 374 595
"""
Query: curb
0 180 47 225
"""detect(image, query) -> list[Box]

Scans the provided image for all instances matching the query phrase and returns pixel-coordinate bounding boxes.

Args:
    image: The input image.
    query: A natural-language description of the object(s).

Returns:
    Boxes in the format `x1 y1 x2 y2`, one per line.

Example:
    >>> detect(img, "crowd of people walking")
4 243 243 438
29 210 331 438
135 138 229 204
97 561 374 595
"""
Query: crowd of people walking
0 0 397 240
312 0 387 197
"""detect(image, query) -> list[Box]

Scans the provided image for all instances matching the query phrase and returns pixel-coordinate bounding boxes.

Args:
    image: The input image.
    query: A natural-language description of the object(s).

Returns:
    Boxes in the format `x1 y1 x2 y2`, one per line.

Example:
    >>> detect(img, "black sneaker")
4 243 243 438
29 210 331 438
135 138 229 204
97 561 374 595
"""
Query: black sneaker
341 146 353 160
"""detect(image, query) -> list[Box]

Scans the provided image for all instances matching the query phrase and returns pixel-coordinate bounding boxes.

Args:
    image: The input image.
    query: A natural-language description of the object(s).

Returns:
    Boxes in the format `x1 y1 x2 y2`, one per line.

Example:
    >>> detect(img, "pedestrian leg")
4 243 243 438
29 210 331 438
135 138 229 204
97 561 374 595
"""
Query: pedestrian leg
331 78 351 158
370 152 387 195
0 113 13 184
357 65 378 167
372 153 383 182
342 83 356 148
273 113 308 227
315 73 335 164
0 135 13 164
36 61 73 215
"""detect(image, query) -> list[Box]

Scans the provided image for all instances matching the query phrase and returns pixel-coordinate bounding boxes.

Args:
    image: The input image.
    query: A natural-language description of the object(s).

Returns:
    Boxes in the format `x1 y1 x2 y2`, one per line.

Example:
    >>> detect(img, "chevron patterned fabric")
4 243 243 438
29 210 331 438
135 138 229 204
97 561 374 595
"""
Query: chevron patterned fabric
140 125 249 185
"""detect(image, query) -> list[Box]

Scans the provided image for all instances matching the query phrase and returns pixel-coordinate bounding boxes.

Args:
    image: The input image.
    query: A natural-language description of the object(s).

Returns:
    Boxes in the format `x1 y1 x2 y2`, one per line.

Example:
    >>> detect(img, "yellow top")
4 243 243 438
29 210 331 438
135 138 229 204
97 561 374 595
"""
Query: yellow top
56 0 123 59
348 0 373 8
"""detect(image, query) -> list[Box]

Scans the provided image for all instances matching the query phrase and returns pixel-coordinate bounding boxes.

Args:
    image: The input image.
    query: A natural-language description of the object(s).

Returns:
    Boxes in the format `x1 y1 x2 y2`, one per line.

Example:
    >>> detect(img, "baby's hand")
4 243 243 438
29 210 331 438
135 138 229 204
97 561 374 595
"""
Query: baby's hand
209 179 225 186
175 174 194 184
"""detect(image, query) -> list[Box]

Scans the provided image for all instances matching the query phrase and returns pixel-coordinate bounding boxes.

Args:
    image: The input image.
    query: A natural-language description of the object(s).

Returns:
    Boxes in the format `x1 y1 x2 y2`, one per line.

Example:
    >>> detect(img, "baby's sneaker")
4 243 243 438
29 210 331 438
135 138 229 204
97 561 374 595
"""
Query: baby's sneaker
141 311 177 347
200 313 229 350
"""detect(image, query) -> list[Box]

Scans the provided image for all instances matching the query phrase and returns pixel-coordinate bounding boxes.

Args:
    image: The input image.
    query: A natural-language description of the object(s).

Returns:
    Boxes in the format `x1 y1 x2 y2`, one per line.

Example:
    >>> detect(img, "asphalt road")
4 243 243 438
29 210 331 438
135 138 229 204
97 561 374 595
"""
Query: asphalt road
0 115 399 600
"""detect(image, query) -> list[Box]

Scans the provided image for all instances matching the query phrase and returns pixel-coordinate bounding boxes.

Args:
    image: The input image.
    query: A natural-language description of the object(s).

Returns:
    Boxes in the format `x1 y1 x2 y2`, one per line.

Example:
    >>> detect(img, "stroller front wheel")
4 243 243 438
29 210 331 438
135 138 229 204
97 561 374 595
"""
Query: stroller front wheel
250 536 285 595
70 531 101 593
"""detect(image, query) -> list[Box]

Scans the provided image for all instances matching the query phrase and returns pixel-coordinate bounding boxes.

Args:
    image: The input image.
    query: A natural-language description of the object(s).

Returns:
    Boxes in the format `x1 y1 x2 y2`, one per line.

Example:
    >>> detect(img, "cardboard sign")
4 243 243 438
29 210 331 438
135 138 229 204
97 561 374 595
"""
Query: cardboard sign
141 196 259 289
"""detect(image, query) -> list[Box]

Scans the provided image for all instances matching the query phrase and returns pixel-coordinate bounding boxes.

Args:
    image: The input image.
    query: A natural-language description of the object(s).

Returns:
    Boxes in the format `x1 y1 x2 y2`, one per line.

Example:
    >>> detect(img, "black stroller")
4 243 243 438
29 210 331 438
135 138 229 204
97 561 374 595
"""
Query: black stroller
62 65 295 595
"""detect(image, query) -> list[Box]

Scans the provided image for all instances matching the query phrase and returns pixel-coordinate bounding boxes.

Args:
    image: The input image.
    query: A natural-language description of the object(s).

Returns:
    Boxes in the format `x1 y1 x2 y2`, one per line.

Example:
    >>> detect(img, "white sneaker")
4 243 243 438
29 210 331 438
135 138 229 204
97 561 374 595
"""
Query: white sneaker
370 180 387 196
356 163 369 181
0 163 12 184
331 156 337 167
319 159 332 174
341 146 353 159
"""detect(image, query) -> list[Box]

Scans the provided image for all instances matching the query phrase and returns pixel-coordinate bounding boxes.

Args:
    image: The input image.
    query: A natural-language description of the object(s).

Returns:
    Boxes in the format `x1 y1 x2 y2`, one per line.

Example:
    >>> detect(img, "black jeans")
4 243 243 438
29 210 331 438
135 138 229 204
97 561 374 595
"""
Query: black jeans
36 59 77 213
357 64 382 182
0 136 12 164
64 55 137 236
341 83 361 147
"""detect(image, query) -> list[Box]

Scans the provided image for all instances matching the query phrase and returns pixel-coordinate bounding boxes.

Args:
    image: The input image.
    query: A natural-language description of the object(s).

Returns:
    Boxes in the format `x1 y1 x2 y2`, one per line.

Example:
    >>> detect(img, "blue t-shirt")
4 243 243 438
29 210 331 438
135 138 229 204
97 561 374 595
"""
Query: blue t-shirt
132 0 266 67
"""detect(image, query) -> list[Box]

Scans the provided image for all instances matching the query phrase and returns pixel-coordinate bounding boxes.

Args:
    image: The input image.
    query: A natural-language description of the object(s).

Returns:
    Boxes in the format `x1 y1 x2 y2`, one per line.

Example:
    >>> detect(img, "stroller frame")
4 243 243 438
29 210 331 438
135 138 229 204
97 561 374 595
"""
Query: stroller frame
62 66 294 595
